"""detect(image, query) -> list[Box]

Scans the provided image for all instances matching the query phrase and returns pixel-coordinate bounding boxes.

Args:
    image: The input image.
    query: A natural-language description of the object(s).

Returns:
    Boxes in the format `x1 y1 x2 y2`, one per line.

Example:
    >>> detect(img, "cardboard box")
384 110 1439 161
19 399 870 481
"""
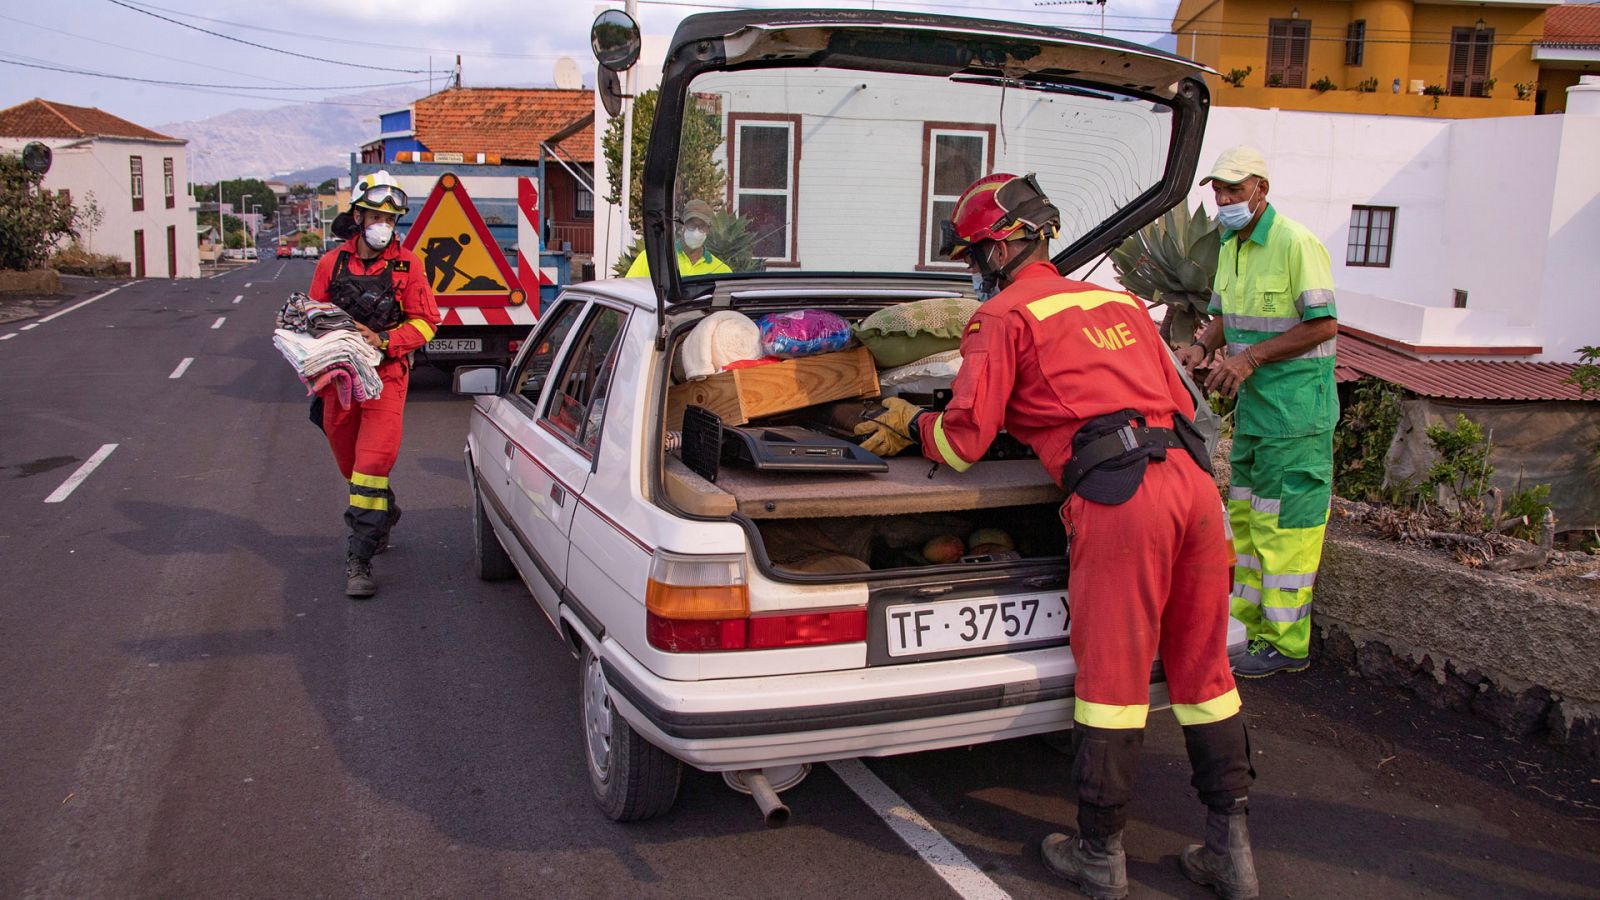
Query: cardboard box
666 346 881 429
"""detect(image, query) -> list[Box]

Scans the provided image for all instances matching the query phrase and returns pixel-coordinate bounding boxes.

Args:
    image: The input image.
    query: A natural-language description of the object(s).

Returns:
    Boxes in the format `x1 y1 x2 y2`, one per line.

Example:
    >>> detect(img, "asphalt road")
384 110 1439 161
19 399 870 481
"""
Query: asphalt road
2 266 1598 899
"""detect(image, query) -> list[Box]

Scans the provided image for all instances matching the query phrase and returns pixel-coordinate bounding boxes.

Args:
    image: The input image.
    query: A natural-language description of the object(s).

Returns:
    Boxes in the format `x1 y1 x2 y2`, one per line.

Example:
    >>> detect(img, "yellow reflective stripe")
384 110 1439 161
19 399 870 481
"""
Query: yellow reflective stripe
1026 290 1139 321
407 317 437 343
1075 698 1149 729
351 472 389 489
1172 688 1242 726
930 414 975 473
349 494 389 511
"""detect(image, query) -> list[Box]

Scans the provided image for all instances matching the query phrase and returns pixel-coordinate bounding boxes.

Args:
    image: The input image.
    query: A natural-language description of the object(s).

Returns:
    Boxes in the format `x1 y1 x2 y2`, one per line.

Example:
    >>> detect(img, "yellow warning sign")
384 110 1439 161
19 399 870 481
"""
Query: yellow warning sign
401 173 524 307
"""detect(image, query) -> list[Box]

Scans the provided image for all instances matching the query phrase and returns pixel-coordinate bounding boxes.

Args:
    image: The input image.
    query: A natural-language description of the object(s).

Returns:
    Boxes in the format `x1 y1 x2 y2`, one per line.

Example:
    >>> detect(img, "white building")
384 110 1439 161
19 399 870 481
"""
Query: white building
0 98 199 278
1176 78 1600 364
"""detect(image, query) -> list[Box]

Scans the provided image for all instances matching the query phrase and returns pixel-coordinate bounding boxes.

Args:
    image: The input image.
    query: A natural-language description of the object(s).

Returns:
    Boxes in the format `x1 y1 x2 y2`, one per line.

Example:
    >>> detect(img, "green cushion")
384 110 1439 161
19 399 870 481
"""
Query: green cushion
854 297 981 369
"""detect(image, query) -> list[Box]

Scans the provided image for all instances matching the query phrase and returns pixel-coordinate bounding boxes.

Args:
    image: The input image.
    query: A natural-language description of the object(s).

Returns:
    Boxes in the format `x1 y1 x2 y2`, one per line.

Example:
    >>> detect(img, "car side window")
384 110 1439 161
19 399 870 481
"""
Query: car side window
511 300 584 407
542 306 628 456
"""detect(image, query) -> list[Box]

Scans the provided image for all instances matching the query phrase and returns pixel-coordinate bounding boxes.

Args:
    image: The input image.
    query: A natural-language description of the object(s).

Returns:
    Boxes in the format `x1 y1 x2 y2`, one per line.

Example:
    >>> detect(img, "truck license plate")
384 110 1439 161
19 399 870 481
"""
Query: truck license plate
426 338 482 354
884 592 1068 657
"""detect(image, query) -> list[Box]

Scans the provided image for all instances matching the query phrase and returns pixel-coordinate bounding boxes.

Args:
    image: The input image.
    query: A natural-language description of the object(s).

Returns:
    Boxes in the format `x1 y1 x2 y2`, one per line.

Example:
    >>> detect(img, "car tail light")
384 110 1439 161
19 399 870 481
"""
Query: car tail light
508 339 523 353
645 551 865 652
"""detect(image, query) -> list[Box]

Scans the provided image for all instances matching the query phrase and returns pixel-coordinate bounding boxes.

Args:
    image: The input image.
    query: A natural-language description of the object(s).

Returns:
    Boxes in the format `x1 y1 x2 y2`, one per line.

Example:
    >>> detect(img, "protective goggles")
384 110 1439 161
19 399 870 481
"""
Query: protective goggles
355 184 408 213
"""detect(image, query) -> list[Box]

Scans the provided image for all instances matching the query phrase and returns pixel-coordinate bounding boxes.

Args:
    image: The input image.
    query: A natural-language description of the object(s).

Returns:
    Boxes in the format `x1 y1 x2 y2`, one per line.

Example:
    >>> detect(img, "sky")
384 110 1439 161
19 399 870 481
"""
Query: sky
0 0 1186 128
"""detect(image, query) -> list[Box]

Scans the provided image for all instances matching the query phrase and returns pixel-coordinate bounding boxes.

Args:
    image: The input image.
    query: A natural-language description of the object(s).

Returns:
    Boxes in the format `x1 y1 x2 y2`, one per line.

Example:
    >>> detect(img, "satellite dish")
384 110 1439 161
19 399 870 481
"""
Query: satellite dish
553 56 582 90
598 66 624 118
21 142 52 175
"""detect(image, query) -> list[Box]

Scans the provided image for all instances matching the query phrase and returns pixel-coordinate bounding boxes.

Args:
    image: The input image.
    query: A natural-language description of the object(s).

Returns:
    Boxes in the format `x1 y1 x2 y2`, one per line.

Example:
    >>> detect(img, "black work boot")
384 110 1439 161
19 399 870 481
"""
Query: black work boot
345 555 377 599
1181 809 1259 899
1041 831 1128 899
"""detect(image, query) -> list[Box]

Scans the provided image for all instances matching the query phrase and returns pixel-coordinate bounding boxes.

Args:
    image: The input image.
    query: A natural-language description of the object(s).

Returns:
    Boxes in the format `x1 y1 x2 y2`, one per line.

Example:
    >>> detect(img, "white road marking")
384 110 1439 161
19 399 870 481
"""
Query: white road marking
211 317 226 329
38 284 126 324
829 759 1013 900
169 357 194 379
232 294 243 304
21 323 39 330
44 444 118 504
244 282 253 288
0 333 15 341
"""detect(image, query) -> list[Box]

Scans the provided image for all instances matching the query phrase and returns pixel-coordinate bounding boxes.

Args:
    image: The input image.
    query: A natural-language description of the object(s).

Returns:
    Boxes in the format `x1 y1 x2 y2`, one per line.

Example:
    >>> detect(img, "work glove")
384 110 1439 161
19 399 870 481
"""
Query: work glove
853 397 924 457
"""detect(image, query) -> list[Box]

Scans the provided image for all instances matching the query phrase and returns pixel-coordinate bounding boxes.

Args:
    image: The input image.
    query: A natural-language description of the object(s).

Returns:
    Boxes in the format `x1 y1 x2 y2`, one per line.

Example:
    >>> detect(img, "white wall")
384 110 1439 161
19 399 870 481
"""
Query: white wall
1 136 199 278
1182 106 1599 361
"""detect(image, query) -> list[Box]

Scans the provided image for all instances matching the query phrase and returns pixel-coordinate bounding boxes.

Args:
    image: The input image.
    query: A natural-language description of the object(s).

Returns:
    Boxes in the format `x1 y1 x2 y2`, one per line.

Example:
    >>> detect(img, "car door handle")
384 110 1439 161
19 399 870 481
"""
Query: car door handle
504 439 514 458
550 484 565 506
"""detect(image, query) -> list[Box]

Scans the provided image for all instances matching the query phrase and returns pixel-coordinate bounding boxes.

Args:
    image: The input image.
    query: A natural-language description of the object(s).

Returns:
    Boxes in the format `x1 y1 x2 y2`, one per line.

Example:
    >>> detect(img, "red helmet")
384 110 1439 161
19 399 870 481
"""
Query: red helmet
940 172 1061 262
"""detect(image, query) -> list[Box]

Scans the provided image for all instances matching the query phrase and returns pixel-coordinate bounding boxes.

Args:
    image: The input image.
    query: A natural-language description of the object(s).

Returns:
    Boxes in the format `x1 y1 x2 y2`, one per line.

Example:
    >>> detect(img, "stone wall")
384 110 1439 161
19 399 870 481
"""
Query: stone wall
0 269 60 293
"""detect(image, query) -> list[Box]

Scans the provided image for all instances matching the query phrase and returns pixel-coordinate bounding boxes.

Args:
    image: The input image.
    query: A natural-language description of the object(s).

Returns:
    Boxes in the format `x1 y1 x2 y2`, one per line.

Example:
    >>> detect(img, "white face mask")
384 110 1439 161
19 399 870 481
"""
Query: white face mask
682 226 707 250
363 221 394 249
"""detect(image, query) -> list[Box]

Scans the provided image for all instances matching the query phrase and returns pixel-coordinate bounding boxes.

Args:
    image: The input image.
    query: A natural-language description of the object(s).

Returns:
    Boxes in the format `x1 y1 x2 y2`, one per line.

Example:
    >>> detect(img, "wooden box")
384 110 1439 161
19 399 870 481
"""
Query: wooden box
665 346 881 429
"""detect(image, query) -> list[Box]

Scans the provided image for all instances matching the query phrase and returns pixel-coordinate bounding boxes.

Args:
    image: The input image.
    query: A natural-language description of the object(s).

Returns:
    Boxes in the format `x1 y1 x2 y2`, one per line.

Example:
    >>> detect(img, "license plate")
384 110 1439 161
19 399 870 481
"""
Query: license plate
426 338 482 354
884 592 1068 657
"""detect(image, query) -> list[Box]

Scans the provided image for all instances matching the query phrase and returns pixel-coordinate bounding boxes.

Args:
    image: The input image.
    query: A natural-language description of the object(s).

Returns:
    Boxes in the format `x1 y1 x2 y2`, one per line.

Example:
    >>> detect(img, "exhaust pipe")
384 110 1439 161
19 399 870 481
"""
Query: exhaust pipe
745 771 789 828
724 764 810 828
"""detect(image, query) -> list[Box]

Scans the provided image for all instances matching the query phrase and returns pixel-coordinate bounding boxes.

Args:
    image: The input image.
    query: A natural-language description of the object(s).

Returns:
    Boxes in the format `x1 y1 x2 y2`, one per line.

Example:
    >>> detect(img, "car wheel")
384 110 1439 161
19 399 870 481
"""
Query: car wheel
472 476 517 581
580 644 681 821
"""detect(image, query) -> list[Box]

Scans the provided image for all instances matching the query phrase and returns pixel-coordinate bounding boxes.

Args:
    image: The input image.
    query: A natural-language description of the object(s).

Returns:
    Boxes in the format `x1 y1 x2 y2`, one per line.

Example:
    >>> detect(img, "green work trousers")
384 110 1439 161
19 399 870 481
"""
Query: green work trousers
1226 430 1333 658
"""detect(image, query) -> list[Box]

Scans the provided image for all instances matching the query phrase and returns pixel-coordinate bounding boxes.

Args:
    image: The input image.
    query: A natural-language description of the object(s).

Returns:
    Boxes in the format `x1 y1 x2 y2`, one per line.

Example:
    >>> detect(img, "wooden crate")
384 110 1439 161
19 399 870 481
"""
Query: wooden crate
665 346 881 429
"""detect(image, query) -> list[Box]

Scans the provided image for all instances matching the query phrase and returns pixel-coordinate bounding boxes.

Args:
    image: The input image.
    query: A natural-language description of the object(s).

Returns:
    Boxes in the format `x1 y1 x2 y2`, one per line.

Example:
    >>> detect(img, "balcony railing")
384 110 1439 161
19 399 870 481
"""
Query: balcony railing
547 221 594 255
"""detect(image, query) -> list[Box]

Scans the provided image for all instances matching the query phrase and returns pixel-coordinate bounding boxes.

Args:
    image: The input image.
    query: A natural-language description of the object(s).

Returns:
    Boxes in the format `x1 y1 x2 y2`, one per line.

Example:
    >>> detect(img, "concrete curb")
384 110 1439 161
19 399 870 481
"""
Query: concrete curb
1316 532 1600 760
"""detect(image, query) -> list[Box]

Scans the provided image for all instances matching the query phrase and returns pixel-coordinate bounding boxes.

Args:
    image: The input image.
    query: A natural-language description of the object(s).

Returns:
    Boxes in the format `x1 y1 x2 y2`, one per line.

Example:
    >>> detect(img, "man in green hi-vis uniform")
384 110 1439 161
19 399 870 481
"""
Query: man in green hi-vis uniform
1178 146 1339 679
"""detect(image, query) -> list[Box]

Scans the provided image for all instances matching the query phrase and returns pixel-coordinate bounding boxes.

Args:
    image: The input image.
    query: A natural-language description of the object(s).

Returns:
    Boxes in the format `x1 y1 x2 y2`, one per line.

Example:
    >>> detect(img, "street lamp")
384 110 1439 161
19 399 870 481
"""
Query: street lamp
241 193 252 249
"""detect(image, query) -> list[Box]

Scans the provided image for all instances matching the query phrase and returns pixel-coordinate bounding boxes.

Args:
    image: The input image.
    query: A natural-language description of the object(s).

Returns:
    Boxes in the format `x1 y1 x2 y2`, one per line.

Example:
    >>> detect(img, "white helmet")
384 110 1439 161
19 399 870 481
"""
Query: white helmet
351 170 408 214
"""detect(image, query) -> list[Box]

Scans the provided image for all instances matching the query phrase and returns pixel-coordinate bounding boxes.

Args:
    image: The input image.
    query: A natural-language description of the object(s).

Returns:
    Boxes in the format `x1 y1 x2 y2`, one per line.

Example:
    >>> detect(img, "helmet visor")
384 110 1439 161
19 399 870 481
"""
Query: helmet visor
356 184 408 213
938 220 971 262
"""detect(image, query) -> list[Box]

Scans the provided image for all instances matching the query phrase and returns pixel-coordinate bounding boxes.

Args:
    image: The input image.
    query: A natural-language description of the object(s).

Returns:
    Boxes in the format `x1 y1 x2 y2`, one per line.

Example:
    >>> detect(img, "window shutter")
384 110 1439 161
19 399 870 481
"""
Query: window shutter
1346 20 1365 67
1469 29 1494 98
1449 28 1472 96
1286 20 1310 88
1267 20 1289 83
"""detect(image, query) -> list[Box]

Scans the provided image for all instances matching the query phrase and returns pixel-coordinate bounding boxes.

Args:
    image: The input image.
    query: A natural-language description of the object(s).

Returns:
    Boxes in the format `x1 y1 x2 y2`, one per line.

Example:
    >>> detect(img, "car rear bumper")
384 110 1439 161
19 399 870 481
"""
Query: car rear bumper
591 619 1246 772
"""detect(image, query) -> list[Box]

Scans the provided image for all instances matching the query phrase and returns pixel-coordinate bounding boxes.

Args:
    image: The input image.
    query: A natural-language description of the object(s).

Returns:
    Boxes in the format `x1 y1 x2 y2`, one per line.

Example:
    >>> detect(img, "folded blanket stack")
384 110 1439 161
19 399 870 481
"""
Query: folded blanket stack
272 328 384 407
276 292 356 336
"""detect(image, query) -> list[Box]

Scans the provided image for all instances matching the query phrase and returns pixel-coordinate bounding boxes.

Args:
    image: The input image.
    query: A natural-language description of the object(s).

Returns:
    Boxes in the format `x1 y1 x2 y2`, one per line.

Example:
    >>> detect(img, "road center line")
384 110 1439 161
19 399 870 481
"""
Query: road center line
829 759 1012 900
0 333 15 341
169 357 194 379
232 294 243 304
37 284 126 324
21 323 39 330
244 282 253 288
44 444 118 504
211 316 226 329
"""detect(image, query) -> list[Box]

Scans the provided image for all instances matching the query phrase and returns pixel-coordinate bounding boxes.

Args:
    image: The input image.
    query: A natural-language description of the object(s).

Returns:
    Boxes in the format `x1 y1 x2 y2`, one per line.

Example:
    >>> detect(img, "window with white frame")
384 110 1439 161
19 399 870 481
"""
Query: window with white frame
163 158 175 209
730 115 799 264
1347 205 1396 267
130 156 144 211
921 124 992 267
575 184 593 219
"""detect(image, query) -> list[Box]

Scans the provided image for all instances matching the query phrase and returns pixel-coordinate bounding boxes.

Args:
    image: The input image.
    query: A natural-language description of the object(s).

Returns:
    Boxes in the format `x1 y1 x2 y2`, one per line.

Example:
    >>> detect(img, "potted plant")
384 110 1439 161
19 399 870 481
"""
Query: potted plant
1355 76 1379 93
1266 73 1284 88
1312 76 1338 93
1515 81 1539 101
1221 66 1252 88
1423 83 1446 109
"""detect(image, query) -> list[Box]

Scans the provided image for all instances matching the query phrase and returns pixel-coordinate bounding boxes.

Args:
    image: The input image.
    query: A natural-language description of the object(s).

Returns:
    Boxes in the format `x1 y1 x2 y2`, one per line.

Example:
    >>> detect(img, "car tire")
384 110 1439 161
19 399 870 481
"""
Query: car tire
472 476 517 582
580 644 681 821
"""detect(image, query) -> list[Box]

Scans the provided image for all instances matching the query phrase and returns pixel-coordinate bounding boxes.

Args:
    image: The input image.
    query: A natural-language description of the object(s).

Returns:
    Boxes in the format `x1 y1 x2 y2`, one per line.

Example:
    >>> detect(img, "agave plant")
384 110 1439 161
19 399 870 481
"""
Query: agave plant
1110 202 1221 346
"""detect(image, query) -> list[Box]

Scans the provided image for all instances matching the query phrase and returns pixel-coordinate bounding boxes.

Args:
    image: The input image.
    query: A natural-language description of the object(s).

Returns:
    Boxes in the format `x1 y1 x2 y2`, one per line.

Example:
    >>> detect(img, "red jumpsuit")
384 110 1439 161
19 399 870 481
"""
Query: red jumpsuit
309 237 441 561
916 261 1250 836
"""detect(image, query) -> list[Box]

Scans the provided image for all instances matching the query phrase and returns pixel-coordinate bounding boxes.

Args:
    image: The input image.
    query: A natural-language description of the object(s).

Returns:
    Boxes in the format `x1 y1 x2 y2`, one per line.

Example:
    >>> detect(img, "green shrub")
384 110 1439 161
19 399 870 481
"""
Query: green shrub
1333 378 1404 500
1311 76 1338 93
1503 482 1552 542
1425 413 1494 525
1221 67 1253 88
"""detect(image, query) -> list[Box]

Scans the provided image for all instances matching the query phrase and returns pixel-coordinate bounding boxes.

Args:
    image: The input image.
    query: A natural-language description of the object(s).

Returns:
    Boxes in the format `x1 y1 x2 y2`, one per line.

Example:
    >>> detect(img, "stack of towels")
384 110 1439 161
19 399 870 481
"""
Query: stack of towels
273 292 384 407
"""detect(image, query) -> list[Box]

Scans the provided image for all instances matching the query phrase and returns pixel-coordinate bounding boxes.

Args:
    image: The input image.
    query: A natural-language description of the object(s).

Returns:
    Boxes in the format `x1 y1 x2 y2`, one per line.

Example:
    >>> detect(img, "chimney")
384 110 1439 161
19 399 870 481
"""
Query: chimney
454 54 462 89
1567 74 1600 116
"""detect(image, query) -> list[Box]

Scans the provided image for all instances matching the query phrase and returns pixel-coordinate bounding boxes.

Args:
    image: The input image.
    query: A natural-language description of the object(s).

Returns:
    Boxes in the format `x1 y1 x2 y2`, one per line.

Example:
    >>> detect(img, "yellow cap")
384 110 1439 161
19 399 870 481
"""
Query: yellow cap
1200 145 1270 186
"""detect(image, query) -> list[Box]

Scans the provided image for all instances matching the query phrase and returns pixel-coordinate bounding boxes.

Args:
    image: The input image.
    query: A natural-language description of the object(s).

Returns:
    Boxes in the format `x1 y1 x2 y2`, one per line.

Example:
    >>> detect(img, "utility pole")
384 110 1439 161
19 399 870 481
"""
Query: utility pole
619 0 638 257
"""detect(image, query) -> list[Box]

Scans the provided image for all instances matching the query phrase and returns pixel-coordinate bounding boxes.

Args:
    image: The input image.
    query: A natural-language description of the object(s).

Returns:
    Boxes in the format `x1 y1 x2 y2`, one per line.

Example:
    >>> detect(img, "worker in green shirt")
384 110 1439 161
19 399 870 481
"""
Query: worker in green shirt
1178 146 1338 679
624 199 732 278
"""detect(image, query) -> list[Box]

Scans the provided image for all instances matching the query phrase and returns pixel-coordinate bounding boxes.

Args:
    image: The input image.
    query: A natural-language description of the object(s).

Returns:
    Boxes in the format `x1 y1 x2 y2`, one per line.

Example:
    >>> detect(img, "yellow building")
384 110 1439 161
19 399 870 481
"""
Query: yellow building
1171 0 1557 118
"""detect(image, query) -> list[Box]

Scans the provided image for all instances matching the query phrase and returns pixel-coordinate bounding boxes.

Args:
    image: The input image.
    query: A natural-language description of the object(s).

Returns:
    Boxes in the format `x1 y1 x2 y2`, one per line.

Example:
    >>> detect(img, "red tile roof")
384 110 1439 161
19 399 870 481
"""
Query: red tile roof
1543 4 1600 48
412 88 594 163
1335 331 1591 401
0 98 181 142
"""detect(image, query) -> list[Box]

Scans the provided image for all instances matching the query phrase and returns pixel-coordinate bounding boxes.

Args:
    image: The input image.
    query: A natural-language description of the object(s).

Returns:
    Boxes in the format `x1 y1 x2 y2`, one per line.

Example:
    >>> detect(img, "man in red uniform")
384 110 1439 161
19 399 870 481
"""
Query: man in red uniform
857 174 1258 899
308 171 441 598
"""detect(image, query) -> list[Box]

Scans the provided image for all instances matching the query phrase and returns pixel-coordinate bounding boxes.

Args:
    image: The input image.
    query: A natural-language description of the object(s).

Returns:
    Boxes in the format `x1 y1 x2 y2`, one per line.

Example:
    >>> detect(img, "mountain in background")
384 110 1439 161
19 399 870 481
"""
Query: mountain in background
159 87 424 182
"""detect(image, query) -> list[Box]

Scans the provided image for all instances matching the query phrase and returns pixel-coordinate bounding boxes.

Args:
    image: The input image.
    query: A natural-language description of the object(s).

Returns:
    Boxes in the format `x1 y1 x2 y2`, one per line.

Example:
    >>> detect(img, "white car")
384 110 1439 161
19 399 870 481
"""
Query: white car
302 244 320 259
455 9 1241 824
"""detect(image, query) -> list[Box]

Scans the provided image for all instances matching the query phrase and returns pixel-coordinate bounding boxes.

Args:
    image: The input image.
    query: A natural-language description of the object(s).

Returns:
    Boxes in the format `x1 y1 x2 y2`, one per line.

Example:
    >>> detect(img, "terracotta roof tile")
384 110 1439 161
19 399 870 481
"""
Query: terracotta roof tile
412 88 593 163
1543 5 1600 48
1334 331 1591 402
0 98 180 142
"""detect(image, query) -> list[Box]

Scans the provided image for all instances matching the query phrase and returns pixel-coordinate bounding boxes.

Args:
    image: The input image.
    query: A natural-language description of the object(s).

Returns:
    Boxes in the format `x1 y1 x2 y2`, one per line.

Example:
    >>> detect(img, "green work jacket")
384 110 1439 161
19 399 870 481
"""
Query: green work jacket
1209 204 1339 437
625 247 732 278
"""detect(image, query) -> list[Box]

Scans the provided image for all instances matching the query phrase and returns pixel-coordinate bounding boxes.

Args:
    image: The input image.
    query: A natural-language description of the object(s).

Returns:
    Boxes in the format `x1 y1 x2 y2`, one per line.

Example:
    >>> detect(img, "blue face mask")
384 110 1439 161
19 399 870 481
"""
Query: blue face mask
1217 187 1259 231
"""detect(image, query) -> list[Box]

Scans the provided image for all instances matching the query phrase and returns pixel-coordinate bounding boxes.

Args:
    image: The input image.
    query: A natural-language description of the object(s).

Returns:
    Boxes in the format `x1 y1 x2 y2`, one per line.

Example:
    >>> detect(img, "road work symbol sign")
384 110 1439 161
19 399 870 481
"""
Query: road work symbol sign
402 173 526 307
